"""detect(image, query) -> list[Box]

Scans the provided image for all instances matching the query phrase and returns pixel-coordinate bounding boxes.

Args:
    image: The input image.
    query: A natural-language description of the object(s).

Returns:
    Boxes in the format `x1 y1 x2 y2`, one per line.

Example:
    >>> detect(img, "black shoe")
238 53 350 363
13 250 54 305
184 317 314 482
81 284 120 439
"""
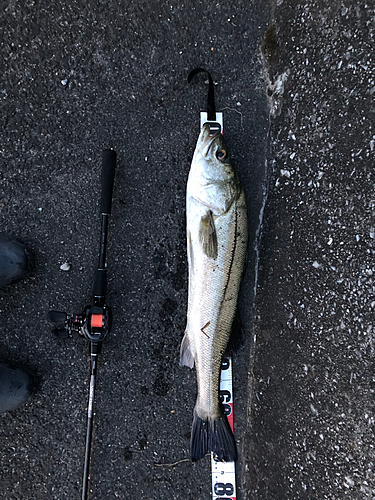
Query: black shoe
0 236 35 288
0 363 35 414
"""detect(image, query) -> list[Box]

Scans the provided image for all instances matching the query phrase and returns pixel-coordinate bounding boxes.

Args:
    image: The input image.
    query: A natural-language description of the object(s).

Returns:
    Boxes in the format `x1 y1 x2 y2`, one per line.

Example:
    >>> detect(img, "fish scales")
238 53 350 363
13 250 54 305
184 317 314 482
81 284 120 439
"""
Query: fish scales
180 123 248 462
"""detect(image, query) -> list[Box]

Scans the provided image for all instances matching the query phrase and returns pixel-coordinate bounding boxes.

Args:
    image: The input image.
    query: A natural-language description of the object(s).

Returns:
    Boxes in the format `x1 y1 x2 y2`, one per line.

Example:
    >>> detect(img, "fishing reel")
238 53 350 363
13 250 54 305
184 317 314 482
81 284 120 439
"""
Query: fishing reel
48 305 112 349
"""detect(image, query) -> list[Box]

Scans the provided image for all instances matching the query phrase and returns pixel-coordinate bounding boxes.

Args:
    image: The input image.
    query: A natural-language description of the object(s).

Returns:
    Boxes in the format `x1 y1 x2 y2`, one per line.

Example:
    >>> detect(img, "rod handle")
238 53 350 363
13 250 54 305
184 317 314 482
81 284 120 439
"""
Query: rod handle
100 150 116 214
93 269 106 300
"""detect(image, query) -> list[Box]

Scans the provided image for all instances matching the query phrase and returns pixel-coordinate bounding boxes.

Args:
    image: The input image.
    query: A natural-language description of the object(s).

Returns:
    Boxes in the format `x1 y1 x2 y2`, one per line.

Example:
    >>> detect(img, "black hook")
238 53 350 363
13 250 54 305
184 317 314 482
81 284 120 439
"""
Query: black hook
188 68 216 121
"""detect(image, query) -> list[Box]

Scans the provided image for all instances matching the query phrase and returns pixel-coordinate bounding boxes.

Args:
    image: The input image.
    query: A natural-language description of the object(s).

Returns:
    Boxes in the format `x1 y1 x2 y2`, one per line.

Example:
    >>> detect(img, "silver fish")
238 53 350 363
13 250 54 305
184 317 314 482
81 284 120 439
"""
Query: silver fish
180 122 248 462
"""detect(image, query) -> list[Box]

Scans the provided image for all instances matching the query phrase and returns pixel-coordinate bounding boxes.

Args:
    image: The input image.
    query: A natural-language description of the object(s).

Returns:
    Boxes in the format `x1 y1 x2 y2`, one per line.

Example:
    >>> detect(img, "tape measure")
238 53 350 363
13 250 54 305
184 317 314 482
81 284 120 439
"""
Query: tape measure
199 111 237 500
211 355 236 500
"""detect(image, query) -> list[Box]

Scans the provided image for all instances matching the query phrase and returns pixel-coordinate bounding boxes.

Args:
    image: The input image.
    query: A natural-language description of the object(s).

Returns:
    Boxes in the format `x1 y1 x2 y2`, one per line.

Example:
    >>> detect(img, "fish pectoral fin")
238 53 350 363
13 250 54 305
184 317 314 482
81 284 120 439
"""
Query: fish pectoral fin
199 210 218 259
179 331 195 368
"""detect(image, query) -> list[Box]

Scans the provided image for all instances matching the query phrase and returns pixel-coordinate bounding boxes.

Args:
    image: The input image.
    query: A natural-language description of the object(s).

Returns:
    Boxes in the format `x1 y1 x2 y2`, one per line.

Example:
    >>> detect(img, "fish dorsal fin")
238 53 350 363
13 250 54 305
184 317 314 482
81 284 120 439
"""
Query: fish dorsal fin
199 210 218 259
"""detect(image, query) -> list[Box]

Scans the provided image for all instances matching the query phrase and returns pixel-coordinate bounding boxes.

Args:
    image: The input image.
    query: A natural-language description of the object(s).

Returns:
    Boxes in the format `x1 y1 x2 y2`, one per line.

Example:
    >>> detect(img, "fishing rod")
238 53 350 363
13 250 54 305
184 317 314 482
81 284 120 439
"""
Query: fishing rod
48 149 116 500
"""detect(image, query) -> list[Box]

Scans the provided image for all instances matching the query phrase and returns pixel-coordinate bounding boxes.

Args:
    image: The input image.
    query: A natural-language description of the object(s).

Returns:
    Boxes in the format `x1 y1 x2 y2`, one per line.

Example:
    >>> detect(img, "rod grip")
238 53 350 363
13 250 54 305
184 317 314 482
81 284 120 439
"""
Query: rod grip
100 150 116 214
93 269 106 299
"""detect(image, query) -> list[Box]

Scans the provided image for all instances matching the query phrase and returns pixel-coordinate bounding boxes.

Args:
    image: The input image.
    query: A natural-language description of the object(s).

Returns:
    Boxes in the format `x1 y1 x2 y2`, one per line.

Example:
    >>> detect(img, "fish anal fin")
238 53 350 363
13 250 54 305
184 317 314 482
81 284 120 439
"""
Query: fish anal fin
225 308 243 355
199 210 218 259
179 331 195 368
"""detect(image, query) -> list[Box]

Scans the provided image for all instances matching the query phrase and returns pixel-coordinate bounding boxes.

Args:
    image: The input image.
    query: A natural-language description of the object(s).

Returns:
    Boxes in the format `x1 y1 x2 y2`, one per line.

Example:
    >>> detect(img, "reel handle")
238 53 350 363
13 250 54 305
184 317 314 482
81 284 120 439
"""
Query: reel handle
48 311 67 323
53 327 70 339
100 149 116 215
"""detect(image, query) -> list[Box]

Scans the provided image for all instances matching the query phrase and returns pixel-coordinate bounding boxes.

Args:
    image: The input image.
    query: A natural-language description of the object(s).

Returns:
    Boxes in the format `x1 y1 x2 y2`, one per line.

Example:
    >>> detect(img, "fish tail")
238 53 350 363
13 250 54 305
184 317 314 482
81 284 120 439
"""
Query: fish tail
190 408 238 462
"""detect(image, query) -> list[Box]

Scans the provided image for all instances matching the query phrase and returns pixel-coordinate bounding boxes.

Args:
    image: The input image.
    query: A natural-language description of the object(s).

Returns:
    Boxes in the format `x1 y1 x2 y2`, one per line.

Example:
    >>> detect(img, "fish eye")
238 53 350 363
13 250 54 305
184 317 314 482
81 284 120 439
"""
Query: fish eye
216 149 227 161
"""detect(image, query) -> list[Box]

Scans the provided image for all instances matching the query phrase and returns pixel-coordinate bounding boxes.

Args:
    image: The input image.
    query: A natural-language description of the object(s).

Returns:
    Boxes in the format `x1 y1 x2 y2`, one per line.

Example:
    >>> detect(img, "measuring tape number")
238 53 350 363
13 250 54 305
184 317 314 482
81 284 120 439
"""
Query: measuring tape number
211 355 236 500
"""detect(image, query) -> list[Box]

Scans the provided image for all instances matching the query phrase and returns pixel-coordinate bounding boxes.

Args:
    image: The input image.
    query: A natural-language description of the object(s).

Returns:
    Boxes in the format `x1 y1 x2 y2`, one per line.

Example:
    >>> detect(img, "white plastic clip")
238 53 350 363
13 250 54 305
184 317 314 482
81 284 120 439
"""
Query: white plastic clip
200 112 223 135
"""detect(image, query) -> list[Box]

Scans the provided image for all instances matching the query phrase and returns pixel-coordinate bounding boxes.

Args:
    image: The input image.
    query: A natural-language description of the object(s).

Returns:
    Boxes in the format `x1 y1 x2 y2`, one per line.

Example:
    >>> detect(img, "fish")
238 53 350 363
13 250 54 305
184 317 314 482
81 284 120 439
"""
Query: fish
180 122 248 462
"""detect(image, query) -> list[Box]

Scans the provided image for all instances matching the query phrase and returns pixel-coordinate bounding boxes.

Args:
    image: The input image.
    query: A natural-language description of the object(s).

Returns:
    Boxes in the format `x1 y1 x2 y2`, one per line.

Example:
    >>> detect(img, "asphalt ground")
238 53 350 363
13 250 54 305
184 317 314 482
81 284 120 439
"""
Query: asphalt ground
1 1 374 499
243 2 375 499
1 1 270 499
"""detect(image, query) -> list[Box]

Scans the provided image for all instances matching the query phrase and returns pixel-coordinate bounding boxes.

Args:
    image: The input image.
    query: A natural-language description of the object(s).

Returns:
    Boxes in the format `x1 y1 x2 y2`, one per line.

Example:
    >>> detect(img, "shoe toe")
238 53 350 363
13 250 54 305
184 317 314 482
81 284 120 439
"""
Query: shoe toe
0 237 35 288
0 363 35 414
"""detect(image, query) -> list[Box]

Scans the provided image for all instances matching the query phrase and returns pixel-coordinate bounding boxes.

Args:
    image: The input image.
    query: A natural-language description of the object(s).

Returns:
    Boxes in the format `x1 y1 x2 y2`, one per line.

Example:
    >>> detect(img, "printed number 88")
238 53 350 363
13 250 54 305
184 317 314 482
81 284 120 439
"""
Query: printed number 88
214 482 234 496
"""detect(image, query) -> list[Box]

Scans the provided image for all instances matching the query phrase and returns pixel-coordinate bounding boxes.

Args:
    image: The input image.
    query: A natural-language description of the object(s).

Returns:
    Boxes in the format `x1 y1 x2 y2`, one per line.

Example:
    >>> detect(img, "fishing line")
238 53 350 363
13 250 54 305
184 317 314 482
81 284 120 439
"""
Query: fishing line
188 68 216 122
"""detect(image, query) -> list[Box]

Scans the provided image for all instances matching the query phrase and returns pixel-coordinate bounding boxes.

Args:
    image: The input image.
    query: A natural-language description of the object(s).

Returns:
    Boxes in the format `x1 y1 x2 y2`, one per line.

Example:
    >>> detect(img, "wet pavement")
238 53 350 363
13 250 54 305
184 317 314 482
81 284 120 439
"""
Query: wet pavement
0 1 374 499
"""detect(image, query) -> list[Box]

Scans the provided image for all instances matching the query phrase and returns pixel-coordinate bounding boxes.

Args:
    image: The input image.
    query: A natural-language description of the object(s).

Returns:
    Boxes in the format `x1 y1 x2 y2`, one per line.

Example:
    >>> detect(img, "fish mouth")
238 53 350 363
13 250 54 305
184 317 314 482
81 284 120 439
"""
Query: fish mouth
198 123 221 157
